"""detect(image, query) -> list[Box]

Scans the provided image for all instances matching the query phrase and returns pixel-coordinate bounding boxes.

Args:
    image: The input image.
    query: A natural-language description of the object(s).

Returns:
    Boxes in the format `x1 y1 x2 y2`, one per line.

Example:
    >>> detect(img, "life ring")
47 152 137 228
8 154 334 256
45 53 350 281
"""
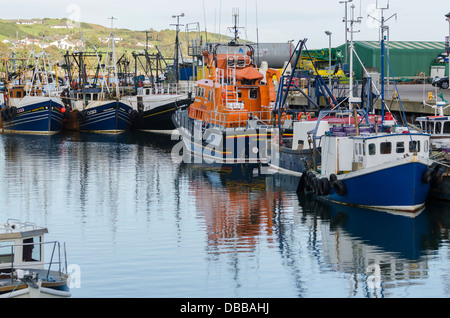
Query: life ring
319 178 331 196
332 180 347 196
421 167 434 184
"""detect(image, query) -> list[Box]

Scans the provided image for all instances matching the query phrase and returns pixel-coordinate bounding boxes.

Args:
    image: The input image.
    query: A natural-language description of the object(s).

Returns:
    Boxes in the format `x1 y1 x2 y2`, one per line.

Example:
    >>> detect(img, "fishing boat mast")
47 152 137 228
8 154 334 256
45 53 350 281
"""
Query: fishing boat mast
368 1 396 123
108 16 120 99
345 4 362 135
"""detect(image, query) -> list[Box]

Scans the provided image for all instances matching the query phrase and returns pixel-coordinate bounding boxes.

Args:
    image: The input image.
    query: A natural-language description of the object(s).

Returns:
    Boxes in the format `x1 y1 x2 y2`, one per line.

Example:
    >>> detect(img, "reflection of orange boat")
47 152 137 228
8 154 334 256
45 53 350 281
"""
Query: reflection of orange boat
172 16 280 164
189 166 287 253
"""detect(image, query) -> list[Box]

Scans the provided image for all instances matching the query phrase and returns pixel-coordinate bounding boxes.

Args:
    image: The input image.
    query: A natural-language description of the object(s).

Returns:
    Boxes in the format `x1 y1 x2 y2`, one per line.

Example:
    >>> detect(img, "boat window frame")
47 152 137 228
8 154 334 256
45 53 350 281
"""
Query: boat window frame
409 140 420 152
368 143 376 155
380 142 392 154
0 241 15 264
396 141 405 153
249 88 258 100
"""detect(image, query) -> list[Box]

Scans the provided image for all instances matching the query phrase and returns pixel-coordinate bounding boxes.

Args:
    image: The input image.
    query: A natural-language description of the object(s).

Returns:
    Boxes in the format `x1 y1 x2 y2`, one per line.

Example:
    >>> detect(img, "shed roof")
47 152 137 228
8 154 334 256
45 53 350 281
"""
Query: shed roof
355 41 446 51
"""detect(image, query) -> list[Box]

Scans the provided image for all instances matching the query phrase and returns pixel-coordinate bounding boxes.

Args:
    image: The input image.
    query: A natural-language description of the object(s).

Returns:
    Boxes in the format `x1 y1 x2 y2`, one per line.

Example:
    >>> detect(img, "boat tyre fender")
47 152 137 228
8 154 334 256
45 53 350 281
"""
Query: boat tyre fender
431 168 444 185
330 174 338 183
331 180 347 196
1 108 7 122
310 177 320 195
10 106 17 118
422 167 435 183
303 171 311 192
77 110 87 122
297 173 306 192
319 178 331 196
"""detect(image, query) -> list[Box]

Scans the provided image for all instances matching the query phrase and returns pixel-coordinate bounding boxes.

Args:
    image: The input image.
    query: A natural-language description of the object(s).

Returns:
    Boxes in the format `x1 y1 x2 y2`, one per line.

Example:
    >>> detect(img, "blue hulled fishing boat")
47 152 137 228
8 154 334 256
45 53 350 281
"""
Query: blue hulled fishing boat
2 95 66 134
297 5 436 212
1 51 68 135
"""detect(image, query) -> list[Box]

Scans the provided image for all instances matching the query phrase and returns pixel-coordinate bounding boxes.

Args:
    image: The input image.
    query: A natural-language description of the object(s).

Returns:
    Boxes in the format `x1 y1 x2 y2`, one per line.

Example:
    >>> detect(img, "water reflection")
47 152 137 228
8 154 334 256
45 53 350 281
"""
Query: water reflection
0 132 448 298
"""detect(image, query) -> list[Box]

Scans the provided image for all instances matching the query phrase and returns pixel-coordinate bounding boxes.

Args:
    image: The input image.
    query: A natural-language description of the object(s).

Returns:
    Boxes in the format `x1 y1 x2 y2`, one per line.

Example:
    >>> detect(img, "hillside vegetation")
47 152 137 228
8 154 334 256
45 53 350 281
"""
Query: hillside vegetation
0 18 231 69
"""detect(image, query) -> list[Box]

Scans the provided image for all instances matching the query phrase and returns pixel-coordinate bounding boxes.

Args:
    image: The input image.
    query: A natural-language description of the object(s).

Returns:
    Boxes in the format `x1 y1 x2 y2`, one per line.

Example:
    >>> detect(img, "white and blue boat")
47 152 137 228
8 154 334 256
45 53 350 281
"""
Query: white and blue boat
301 125 433 212
298 5 435 212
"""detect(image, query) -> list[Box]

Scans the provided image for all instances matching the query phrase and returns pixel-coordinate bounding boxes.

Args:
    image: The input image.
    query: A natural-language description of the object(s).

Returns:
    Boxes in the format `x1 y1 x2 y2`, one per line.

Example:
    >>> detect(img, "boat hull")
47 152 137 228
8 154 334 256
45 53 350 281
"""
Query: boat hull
172 109 271 164
2 97 66 135
77 100 132 133
308 158 431 212
269 143 317 176
131 95 192 131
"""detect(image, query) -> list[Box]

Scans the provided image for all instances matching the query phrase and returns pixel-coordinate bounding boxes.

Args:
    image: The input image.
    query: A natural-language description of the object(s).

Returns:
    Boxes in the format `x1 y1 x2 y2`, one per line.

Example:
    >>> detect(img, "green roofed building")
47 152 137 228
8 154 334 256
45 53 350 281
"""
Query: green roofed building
337 41 448 80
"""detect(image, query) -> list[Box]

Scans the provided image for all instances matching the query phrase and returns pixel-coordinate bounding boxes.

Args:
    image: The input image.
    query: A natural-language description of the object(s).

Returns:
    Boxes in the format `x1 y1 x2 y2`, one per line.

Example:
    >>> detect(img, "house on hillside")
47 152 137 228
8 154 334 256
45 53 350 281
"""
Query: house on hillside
10 19 43 25
50 22 74 29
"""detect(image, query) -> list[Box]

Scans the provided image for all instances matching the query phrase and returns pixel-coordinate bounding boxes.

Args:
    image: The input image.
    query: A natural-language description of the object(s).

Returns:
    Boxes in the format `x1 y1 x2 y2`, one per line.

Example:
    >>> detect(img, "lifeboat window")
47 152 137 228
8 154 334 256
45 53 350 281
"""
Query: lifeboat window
436 122 442 134
208 90 212 102
444 121 450 134
227 57 235 67
23 237 41 262
237 58 245 67
396 142 405 153
380 142 391 154
0 241 14 263
249 89 258 99
409 141 420 152
368 143 376 155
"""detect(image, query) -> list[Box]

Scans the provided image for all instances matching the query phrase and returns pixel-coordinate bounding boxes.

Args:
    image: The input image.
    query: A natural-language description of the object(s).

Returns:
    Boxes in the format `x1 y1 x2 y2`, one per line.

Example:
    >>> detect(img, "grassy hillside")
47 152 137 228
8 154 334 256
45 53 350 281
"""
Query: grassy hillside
0 18 231 67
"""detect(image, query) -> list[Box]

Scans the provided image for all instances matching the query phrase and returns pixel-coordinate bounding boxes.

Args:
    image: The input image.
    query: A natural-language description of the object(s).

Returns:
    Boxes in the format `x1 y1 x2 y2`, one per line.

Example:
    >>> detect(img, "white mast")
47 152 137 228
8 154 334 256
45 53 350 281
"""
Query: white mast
108 16 120 99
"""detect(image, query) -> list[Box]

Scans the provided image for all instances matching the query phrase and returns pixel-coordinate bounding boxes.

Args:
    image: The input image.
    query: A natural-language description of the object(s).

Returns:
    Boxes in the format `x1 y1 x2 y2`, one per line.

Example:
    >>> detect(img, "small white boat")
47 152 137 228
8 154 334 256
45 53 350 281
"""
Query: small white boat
0 219 71 298
416 100 450 150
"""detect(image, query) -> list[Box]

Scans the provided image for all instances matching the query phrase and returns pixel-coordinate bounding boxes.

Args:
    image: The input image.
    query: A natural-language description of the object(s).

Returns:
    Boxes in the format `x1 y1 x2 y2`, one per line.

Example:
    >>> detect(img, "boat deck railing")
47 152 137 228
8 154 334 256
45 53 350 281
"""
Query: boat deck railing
0 240 68 284
203 108 273 129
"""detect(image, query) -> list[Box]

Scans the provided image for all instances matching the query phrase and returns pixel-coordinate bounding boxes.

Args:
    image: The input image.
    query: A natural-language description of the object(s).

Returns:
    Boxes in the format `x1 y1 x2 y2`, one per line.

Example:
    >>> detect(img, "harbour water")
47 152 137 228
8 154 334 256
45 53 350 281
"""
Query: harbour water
0 131 449 299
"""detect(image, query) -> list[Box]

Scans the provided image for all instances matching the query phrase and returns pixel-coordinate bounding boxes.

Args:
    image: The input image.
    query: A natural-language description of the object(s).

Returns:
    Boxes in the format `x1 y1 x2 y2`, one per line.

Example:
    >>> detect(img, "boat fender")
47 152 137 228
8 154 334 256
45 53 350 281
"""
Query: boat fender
319 178 331 196
331 180 347 196
431 167 444 185
329 174 338 184
421 167 435 184
5 107 13 120
311 177 319 195
0 109 6 122
10 106 17 118
297 173 306 192
303 171 312 192
77 110 87 122
130 109 138 121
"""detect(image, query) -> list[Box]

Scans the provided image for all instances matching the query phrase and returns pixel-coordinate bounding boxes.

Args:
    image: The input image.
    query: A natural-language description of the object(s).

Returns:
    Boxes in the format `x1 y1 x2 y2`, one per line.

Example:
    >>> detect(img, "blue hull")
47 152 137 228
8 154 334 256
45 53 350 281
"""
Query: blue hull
78 101 132 133
2 100 65 134
322 161 431 211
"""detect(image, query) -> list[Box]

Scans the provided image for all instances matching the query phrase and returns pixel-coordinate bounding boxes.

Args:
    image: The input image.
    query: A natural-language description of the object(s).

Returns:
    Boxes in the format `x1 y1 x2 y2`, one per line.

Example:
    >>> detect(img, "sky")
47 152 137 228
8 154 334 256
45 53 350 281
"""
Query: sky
2 0 450 49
